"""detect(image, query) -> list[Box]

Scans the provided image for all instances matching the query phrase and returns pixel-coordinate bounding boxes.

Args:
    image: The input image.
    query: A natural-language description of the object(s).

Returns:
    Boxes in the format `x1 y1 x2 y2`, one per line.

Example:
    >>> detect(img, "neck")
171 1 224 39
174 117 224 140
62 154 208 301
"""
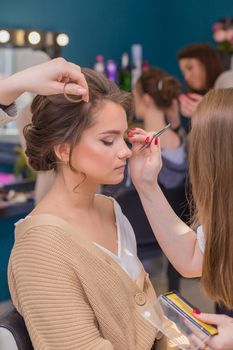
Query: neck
142 106 166 132
48 170 98 212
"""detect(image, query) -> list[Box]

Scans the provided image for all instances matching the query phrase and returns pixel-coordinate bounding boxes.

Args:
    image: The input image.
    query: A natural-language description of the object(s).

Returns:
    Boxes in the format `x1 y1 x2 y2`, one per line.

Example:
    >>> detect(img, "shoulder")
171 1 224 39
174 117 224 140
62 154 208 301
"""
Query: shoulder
13 214 76 255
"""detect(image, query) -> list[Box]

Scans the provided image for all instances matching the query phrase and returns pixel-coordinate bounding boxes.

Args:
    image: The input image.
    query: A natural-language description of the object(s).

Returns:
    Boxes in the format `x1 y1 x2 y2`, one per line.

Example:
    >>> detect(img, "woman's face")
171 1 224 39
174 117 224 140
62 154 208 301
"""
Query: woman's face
70 100 132 185
179 58 207 91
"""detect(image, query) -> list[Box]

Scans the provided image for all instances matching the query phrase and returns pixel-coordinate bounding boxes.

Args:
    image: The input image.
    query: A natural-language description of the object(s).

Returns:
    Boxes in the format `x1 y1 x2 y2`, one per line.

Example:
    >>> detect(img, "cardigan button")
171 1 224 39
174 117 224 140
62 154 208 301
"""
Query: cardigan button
134 292 147 306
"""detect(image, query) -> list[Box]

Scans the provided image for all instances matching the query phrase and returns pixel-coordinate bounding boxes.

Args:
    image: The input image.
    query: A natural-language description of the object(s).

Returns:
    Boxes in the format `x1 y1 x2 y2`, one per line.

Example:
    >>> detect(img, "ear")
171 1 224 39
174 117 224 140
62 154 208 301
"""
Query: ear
54 143 70 163
142 93 153 107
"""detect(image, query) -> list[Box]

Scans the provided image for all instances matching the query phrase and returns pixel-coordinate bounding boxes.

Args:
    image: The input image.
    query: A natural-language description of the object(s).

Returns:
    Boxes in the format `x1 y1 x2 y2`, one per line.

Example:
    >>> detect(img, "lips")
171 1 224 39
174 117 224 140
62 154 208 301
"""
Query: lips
115 164 126 170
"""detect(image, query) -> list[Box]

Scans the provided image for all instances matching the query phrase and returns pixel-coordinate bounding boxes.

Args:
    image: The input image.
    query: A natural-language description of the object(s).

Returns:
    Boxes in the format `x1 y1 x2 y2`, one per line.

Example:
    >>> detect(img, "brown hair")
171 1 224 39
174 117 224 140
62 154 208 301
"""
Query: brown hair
189 88 233 307
178 44 223 92
136 67 181 109
24 68 132 172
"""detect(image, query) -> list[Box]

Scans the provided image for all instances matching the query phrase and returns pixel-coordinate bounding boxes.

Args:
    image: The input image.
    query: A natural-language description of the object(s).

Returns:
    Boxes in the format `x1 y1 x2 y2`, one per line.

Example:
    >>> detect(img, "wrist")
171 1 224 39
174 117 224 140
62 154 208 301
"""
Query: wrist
134 181 160 199
138 184 162 205
8 71 26 95
0 73 24 105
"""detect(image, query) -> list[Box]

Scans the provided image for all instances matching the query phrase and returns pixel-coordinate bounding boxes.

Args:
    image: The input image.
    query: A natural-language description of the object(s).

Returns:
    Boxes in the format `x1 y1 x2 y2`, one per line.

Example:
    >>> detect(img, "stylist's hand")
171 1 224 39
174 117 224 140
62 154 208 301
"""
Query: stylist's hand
1 57 89 105
194 312 233 350
178 93 202 118
128 128 162 191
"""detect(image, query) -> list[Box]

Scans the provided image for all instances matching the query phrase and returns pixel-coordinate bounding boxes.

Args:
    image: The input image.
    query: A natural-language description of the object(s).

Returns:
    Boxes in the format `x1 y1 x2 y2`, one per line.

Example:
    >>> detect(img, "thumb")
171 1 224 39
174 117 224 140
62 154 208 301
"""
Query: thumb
194 312 224 326
50 81 88 100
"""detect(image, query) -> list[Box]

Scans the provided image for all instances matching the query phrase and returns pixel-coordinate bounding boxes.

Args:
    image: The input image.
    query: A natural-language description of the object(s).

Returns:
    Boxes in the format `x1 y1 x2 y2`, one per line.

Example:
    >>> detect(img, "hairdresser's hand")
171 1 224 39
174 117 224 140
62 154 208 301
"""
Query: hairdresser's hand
194 312 233 350
178 93 202 118
128 128 162 191
0 57 89 105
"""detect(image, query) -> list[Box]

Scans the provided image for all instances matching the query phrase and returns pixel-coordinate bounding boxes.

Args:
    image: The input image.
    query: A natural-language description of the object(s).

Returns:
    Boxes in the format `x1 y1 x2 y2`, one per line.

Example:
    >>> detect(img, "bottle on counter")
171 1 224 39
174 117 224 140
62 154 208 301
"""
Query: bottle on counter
118 52 131 91
131 44 143 87
106 59 117 82
93 55 105 75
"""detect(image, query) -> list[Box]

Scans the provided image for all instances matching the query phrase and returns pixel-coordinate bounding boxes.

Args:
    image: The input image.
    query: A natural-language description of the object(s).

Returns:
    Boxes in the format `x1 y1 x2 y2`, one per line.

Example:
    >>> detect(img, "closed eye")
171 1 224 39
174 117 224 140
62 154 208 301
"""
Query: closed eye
102 140 114 146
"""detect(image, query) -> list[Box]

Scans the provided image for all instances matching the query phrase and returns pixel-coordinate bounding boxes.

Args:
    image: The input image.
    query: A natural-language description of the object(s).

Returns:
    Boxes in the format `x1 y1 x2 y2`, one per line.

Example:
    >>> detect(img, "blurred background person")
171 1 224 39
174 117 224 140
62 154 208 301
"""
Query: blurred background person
178 43 224 120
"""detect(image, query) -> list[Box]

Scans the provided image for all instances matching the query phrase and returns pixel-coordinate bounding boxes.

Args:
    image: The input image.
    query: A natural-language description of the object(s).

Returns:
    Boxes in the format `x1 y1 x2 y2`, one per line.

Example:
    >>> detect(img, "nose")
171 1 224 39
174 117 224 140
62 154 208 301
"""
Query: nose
118 142 132 159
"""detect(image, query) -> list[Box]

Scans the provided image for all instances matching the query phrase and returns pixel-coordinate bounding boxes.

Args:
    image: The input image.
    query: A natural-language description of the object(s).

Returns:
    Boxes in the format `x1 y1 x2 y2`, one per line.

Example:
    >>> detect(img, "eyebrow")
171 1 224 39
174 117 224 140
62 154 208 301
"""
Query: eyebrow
98 129 127 135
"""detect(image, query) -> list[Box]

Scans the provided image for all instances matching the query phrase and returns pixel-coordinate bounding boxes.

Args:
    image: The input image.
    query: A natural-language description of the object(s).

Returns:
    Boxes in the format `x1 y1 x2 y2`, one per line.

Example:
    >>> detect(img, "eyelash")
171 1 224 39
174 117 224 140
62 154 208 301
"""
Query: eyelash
102 140 114 146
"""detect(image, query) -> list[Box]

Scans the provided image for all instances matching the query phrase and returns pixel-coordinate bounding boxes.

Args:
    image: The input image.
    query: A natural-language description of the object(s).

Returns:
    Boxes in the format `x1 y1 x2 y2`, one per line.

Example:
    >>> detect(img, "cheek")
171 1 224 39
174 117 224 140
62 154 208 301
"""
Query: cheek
73 143 114 172
199 71 207 87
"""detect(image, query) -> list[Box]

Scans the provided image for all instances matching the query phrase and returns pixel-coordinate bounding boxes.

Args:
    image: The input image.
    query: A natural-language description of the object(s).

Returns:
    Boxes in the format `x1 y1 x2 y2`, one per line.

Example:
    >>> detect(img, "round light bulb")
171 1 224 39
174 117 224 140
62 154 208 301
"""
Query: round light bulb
56 33 69 46
0 30 10 43
28 31 41 45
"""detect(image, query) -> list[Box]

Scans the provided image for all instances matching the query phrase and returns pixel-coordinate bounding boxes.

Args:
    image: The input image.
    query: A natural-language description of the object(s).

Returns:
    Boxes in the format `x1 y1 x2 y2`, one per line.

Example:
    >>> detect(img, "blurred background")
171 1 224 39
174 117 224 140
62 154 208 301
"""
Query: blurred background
1 0 233 76
1 0 233 315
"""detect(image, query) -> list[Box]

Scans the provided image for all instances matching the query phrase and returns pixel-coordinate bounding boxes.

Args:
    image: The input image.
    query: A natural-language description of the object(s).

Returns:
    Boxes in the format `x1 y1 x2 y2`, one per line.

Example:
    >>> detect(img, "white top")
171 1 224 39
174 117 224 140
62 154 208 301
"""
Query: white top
95 197 142 280
15 196 142 281
196 225 205 253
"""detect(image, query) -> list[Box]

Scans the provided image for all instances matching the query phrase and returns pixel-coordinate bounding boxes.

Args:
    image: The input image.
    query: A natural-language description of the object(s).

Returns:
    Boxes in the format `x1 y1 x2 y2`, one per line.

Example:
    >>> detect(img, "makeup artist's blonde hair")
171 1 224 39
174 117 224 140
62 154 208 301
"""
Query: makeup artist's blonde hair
189 88 233 308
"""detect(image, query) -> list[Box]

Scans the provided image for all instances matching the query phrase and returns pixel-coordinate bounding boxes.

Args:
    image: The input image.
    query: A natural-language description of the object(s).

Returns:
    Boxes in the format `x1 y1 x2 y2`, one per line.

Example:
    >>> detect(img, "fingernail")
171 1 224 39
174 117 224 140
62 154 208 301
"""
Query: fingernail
193 309 201 314
128 133 134 138
84 95 89 102
154 138 158 145
145 136 150 143
77 88 87 94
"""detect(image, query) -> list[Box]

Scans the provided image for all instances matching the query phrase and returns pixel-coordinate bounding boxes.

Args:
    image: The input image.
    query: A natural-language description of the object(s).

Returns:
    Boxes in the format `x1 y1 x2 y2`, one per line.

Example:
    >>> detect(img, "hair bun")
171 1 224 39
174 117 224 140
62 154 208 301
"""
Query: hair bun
159 76 181 106
23 123 57 171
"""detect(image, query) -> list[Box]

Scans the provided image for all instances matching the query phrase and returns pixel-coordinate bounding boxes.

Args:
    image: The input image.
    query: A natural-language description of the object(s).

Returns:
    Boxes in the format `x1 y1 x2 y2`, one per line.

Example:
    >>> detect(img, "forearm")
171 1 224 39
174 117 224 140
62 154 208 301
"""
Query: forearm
137 184 202 277
0 72 25 105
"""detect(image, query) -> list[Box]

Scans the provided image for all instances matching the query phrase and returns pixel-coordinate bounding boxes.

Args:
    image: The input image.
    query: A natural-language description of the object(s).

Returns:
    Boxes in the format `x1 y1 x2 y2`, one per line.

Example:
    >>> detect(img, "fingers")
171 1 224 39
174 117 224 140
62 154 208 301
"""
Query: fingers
64 82 87 97
66 63 89 102
194 312 226 326
187 92 203 102
50 60 89 102
178 94 199 117
66 62 89 102
50 81 87 97
54 59 89 102
128 129 154 144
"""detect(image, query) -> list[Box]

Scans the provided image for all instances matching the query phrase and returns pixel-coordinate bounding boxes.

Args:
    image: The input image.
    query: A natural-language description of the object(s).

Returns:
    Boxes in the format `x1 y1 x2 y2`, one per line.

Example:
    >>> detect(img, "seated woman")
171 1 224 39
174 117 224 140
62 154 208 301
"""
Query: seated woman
8 68 166 350
133 67 188 193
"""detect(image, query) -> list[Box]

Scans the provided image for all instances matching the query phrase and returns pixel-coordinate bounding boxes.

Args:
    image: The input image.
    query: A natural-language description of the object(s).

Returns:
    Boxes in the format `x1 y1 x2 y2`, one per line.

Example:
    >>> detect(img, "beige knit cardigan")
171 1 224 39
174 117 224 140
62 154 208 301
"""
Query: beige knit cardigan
8 214 167 350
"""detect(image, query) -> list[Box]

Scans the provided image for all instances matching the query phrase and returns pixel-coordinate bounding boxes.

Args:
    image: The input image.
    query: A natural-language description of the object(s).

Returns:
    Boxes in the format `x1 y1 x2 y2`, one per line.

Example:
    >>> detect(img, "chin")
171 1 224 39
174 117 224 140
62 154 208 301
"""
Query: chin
102 174 125 185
